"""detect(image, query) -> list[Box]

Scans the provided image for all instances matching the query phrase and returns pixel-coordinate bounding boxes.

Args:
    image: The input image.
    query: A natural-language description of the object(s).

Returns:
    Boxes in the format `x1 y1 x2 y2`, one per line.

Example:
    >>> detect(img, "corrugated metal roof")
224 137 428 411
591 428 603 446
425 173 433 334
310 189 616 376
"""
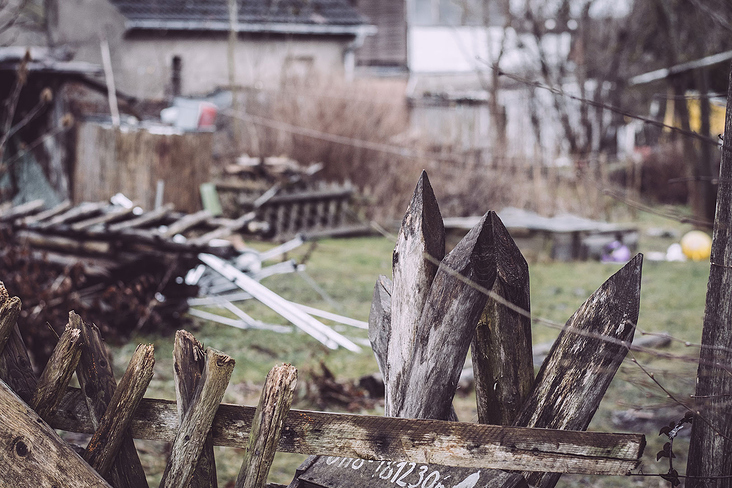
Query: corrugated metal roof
110 0 366 28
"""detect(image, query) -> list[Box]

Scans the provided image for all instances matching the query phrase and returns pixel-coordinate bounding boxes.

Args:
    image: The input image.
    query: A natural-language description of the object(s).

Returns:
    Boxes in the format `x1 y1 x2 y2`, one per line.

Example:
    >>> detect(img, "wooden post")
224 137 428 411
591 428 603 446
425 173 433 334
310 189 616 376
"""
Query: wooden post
75 313 149 488
173 330 218 488
159 347 235 488
398 212 495 421
0 379 113 488
30 321 83 421
84 343 155 478
236 364 298 488
512 254 643 488
0 323 37 404
686 63 732 487
472 212 534 426
386 170 445 416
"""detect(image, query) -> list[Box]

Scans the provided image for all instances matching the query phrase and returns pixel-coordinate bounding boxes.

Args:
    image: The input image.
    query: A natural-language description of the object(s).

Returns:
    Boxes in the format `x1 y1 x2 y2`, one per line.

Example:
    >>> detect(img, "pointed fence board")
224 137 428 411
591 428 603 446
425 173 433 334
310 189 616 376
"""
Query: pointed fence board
513 254 643 488
75 313 149 488
398 212 496 421
472 213 534 426
387 170 445 416
30 322 82 421
50 387 644 475
84 343 155 478
0 379 113 487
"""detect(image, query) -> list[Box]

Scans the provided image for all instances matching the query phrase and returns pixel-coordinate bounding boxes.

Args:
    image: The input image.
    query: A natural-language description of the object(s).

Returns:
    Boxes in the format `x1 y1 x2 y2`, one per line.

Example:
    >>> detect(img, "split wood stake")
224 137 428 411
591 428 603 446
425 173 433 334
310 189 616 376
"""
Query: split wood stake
0 283 36 404
173 330 218 488
398 211 496 420
387 170 444 416
513 254 643 488
472 212 534 426
159 347 235 488
0 379 113 487
75 312 149 488
30 320 82 420
236 363 298 488
84 343 155 478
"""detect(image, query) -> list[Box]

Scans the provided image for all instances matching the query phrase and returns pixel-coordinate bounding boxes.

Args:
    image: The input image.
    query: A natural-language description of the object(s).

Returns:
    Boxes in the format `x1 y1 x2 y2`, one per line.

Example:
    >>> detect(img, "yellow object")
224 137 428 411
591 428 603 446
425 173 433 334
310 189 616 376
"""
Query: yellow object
681 231 712 261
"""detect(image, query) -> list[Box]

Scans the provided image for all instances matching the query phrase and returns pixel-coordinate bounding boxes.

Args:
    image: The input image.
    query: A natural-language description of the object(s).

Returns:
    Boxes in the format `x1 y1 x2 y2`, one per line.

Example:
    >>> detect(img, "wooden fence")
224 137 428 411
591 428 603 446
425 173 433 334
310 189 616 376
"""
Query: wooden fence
0 171 647 488
74 121 212 213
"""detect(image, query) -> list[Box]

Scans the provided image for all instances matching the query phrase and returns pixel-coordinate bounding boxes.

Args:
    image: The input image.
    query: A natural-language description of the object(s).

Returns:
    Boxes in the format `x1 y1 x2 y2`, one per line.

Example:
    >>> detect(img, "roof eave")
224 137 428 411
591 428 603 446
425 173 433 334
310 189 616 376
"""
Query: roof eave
125 20 376 36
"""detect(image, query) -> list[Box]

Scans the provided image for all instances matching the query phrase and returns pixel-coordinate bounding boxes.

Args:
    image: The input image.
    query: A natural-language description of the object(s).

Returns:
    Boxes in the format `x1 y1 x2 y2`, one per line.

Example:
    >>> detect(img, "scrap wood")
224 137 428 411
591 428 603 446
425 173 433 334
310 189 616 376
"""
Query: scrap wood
198 253 361 352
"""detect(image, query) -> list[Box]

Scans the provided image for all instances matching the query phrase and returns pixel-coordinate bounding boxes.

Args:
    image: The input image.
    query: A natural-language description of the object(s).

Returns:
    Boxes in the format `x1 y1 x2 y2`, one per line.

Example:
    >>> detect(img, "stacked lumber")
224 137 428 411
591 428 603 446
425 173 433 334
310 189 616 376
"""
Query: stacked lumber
0 198 268 366
216 156 370 241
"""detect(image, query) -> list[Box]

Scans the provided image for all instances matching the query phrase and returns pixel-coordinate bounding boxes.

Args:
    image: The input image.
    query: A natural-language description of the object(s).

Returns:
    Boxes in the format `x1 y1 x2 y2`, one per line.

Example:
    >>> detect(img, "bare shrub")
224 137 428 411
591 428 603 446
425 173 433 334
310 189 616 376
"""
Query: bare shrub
221 77 613 221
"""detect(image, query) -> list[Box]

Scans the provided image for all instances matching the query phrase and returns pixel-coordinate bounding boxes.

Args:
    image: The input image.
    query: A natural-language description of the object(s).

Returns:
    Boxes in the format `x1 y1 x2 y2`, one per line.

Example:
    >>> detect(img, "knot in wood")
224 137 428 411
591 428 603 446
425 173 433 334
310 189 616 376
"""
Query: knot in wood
12 437 29 457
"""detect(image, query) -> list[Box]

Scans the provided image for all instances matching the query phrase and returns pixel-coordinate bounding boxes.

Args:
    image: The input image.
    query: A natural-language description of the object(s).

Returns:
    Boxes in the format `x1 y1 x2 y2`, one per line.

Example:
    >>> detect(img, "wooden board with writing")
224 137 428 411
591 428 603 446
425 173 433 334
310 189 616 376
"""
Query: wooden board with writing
293 456 527 488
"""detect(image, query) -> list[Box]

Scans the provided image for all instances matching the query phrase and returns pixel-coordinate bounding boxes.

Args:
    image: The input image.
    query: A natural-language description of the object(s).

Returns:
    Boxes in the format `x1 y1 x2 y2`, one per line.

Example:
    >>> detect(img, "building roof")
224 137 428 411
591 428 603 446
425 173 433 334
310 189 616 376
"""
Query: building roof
110 0 370 34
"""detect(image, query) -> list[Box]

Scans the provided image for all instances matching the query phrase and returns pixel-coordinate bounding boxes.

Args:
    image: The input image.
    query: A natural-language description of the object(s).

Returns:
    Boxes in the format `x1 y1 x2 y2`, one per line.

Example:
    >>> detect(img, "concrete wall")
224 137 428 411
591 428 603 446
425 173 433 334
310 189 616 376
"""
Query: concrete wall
50 0 352 101
118 34 350 99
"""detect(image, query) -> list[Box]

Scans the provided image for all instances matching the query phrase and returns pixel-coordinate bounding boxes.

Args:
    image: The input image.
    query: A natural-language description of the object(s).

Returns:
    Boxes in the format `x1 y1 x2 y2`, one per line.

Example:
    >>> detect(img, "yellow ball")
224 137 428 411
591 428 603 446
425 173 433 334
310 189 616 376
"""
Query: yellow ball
680 230 712 261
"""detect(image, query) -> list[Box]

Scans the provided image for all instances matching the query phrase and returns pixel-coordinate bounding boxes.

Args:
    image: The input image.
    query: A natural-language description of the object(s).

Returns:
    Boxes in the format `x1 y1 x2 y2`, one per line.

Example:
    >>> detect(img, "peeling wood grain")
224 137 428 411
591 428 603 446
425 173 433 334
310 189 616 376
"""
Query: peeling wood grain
513 254 643 488
472 213 534 426
236 364 298 488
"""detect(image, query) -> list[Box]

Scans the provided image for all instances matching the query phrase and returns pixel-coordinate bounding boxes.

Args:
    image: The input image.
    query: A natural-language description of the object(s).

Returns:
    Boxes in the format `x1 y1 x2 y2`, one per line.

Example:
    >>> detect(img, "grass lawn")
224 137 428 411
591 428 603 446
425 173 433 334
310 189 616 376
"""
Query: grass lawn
109 214 711 487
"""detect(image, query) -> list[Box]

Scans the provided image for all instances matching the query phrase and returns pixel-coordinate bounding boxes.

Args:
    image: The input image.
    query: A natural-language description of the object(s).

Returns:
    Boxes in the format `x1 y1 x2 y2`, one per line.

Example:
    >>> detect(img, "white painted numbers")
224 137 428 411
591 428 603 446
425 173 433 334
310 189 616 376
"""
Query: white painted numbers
323 457 480 488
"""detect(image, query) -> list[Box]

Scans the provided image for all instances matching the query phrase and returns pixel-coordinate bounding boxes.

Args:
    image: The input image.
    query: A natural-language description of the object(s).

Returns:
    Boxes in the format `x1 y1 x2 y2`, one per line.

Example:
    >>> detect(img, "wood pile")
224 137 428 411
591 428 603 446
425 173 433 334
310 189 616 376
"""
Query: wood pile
216 156 371 241
0 197 268 367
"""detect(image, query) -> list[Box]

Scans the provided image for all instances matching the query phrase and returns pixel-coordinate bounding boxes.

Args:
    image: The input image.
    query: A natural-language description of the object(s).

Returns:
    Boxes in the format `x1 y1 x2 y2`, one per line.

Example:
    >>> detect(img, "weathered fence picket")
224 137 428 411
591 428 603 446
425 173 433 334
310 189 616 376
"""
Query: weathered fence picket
236 364 298 488
173 330 218 488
